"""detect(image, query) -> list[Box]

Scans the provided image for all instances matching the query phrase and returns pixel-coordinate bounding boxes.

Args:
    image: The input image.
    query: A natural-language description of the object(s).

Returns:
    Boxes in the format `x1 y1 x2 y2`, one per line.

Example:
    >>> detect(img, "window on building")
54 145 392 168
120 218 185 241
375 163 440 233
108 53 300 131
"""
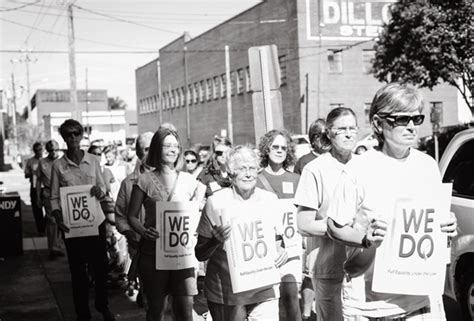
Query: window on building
206 79 212 101
171 90 176 108
245 66 251 92
430 101 443 124
177 89 183 108
328 50 343 73
362 50 374 74
220 74 226 98
146 97 151 112
279 55 287 86
199 81 205 103
213 76 219 99
168 91 172 109
188 85 193 105
237 69 244 94
194 83 199 104
364 103 371 125
230 71 236 96
180 87 186 107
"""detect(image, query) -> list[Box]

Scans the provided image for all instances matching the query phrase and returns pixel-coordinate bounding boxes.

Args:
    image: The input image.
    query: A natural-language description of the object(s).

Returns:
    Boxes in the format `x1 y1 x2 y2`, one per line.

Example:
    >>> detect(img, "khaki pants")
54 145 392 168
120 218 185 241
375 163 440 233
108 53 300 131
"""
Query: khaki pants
42 188 63 252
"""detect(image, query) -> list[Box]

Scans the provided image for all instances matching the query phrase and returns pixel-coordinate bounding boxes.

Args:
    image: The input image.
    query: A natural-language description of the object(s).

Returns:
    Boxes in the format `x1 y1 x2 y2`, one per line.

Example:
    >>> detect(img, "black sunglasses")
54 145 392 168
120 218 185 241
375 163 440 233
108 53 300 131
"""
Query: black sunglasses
381 114 425 126
65 131 82 138
215 151 224 156
185 159 197 164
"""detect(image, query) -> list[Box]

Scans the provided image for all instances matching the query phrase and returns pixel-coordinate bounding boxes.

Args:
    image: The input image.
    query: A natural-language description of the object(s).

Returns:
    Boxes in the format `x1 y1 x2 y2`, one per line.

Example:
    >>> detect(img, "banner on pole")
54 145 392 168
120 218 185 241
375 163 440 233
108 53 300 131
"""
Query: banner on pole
372 183 452 295
221 202 280 293
60 185 105 239
156 201 200 270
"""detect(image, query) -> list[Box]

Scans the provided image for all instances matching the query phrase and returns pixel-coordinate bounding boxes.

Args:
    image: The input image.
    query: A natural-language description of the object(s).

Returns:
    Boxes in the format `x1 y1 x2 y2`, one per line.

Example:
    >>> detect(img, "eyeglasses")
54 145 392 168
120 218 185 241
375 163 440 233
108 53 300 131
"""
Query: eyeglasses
64 131 81 138
270 145 288 152
331 126 358 135
162 143 179 149
215 151 224 156
234 166 258 174
90 152 102 156
381 114 425 127
185 159 197 164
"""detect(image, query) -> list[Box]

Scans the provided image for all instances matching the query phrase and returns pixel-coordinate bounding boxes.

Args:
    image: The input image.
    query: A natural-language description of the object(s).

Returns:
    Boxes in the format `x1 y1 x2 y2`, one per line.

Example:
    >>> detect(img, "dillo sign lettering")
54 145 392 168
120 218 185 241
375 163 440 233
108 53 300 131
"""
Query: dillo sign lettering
399 208 435 259
239 220 268 261
168 215 191 248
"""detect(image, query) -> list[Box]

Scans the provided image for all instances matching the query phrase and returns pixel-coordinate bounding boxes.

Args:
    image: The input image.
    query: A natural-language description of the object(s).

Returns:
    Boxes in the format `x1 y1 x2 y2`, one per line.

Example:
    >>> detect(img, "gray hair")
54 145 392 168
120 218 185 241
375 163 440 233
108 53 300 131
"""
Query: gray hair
370 83 424 144
225 145 259 176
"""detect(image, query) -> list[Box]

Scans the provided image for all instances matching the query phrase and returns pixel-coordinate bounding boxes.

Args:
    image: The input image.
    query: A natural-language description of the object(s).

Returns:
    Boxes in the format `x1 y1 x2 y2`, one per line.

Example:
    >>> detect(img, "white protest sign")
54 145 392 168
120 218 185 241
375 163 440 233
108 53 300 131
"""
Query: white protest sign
156 201 200 270
372 183 452 295
60 185 105 239
275 199 302 260
221 202 280 293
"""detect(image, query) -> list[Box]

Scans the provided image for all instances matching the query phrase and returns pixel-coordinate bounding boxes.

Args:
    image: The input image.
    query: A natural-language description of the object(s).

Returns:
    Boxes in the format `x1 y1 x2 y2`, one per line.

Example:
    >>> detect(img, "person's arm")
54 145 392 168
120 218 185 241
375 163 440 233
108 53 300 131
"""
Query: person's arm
327 218 386 248
195 181 207 210
24 159 32 179
36 164 43 208
115 180 134 238
195 224 231 261
50 163 69 233
297 206 327 237
128 185 158 240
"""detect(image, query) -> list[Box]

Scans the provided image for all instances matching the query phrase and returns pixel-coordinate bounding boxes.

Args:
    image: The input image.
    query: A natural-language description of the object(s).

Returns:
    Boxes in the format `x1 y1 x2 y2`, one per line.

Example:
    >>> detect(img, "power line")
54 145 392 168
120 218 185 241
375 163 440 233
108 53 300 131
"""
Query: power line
0 16 158 50
23 0 56 46
0 0 40 12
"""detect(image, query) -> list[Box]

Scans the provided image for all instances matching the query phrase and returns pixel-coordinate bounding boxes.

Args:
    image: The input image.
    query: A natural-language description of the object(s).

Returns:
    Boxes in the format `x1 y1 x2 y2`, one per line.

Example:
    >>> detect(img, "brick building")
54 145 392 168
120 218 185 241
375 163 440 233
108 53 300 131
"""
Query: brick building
136 0 471 146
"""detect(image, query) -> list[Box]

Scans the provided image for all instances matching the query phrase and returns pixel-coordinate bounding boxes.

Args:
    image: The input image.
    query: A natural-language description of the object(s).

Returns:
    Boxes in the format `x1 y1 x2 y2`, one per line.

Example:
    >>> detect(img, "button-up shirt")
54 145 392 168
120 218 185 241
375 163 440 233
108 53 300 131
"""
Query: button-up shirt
37 157 56 189
50 151 105 212
24 156 41 188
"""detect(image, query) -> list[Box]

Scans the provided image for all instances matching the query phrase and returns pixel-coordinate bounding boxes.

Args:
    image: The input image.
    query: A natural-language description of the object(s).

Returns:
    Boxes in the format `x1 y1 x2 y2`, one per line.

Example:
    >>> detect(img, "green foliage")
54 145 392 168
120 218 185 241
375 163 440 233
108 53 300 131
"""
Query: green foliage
373 0 473 110
108 96 127 110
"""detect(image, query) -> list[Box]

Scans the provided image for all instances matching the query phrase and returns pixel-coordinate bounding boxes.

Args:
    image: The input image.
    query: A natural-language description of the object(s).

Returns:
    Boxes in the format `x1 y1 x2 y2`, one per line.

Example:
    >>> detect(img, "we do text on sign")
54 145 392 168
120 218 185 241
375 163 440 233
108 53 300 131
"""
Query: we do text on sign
156 201 199 270
372 184 452 295
60 185 105 239
222 202 280 293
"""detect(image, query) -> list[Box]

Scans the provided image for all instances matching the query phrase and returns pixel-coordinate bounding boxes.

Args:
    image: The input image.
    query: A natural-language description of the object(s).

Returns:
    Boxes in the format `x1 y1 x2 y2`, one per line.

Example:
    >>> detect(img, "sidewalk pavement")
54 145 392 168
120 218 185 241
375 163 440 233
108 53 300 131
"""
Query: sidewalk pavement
0 158 206 321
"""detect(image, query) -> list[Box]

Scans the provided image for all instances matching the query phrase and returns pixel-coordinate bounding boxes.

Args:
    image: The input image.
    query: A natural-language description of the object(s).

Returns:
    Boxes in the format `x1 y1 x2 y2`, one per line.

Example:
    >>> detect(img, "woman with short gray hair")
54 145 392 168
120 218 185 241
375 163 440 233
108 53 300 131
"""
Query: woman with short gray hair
195 145 287 321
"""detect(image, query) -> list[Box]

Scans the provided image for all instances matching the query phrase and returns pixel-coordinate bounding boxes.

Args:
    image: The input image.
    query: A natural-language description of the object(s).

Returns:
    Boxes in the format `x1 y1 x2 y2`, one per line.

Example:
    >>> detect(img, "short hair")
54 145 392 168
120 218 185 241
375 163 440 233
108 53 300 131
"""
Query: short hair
102 144 117 156
308 118 330 153
369 83 424 144
88 145 102 155
45 140 59 151
184 149 198 159
225 145 259 176
59 119 83 139
258 129 296 170
32 142 43 151
146 127 183 171
321 107 357 147
136 131 154 160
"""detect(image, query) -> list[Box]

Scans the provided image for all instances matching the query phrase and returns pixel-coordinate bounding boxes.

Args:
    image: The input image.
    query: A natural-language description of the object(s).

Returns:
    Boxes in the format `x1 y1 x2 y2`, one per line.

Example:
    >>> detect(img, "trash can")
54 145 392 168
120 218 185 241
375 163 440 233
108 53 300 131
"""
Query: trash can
0 191 23 257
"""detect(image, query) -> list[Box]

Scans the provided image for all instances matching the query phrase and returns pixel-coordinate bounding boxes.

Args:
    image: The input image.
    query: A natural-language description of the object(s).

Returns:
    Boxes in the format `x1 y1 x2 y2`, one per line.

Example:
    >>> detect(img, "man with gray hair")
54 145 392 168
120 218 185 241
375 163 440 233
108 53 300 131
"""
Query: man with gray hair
115 131 153 305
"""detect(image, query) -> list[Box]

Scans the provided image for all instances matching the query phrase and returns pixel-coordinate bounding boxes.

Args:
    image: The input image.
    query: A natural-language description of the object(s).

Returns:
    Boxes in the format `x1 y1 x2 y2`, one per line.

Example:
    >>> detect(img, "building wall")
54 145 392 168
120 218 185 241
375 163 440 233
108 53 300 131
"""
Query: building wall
135 58 161 133
137 0 301 146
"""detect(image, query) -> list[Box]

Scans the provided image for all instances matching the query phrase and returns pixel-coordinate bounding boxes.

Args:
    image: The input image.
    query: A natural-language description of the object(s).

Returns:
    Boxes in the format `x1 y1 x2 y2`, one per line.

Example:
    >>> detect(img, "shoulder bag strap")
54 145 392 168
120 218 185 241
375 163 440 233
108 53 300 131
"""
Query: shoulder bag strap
258 172 276 194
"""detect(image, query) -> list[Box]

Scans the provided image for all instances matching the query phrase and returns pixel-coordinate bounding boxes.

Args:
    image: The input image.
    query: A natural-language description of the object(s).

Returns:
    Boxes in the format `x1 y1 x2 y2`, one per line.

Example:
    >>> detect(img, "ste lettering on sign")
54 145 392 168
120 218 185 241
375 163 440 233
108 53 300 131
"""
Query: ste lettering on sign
221 202 280 293
156 201 200 270
372 184 452 295
60 185 105 239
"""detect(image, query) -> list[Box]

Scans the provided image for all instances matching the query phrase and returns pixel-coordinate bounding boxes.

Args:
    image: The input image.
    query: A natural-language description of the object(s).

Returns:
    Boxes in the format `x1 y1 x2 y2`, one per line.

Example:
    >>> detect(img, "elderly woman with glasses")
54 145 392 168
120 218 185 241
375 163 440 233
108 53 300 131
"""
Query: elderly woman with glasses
327 83 457 320
195 145 287 321
127 126 198 321
256 129 301 321
294 107 358 321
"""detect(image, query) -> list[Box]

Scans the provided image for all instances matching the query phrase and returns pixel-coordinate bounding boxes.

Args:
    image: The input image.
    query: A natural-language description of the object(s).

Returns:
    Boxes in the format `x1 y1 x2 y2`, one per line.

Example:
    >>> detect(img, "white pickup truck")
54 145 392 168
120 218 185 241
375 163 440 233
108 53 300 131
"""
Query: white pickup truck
440 128 474 321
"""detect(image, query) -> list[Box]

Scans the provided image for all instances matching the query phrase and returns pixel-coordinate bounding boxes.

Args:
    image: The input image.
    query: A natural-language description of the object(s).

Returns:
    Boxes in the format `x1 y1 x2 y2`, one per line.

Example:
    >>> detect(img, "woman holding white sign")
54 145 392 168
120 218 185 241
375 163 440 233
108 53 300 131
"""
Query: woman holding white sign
195 145 287 321
128 127 198 321
50 119 115 321
327 83 457 320
294 107 358 321
257 129 302 321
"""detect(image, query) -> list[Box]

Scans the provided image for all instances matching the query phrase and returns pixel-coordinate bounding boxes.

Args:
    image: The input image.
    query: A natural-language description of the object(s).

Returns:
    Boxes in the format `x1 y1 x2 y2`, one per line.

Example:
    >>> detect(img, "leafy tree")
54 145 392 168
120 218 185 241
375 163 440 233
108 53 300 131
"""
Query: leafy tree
373 0 473 112
108 96 127 110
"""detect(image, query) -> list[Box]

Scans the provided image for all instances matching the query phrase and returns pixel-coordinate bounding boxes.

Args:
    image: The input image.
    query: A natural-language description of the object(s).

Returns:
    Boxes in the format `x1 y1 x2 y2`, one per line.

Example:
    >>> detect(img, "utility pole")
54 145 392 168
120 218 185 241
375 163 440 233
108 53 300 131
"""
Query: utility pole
85 68 90 134
67 2 79 121
225 45 233 143
305 73 309 133
157 60 163 124
184 45 191 144
10 73 18 148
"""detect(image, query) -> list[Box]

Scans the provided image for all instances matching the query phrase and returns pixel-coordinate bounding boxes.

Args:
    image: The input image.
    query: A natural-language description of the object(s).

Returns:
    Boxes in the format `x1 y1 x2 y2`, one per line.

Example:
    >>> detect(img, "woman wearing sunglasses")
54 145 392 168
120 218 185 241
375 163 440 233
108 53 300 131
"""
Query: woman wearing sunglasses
127 126 198 321
183 149 203 178
294 107 358 321
327 83 457 320
256 129 301 321
196 136 232 204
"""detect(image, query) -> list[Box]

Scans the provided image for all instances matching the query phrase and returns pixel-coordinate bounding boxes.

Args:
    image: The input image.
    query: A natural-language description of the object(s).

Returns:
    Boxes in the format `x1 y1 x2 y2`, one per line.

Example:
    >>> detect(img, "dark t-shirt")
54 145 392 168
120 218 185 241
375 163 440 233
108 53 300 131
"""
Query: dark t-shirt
256 169 300 199
197 168 232 198
293 152 318 175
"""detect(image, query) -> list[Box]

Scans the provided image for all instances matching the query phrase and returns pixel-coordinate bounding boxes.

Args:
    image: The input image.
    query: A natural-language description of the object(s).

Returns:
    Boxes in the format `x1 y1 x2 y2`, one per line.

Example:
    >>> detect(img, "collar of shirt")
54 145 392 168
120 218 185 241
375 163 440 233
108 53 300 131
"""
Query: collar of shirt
231 185 262 202
63 151 93 168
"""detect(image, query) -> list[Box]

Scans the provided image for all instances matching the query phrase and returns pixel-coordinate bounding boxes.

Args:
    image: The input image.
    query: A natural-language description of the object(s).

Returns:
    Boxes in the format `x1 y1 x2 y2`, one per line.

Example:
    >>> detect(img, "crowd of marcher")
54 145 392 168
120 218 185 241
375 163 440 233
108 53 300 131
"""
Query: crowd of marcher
24 82 457 321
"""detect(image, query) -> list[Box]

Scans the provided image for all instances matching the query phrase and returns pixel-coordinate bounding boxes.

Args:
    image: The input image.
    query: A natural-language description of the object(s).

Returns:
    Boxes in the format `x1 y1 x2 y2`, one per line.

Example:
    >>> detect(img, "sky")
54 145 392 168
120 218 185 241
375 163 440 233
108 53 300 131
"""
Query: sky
0 0 260 112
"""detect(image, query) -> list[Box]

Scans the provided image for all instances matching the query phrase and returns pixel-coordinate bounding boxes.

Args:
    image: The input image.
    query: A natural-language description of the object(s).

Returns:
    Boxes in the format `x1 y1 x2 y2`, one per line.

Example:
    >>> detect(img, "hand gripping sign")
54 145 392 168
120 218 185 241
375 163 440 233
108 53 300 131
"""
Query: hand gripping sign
221 202 281 293
372 183 452 295
60 185 105 239
155 201 200 270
